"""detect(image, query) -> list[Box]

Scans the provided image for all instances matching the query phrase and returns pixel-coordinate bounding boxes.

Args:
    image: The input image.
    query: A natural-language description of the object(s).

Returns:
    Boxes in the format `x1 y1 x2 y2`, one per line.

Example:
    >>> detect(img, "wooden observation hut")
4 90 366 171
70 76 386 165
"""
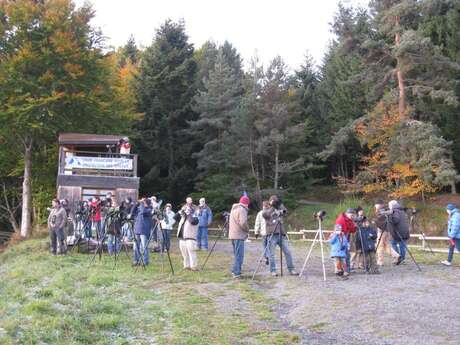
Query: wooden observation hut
57 133 139 209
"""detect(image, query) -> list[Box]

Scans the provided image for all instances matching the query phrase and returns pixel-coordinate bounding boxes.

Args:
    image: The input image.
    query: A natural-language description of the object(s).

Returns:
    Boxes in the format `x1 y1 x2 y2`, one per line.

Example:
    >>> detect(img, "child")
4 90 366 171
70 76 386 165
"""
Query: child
329 224 349 279
356 219 380 274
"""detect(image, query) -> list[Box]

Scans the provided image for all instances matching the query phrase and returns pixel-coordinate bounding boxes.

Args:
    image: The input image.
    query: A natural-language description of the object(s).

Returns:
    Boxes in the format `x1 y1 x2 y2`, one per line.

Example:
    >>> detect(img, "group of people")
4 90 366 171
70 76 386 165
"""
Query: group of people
48 192 460 277
229 194 298 278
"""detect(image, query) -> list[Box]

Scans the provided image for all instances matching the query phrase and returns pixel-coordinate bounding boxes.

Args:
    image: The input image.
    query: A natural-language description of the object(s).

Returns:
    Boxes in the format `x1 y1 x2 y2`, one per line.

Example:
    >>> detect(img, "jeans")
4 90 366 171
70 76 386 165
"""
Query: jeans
92 221 102 241
161 229 171 252
390 239 407 260
197 226 209 250
268 234 295 273
122 222 133 241
447 238 460 262
134 234 149 265
49 228 66 254
107 234 121 255
231 239 245 276
84 221 92 239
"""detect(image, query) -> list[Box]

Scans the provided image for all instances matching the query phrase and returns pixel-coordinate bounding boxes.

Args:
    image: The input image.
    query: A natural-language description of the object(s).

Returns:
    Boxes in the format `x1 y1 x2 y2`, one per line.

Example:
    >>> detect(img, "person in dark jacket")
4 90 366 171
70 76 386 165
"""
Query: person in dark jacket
132 198 153 266
263 195 298 276
120 197 134 241
48 199 67 255
355 219 379 274
388 200 410 265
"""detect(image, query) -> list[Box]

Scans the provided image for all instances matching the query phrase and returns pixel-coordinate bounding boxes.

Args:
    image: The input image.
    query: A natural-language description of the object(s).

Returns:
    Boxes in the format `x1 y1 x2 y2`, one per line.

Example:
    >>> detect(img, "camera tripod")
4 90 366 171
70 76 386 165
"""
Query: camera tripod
299 215 327 281
409 213 434 255
251 220 286 280
201 218 229 271
89 215 131 269
156 221 175 275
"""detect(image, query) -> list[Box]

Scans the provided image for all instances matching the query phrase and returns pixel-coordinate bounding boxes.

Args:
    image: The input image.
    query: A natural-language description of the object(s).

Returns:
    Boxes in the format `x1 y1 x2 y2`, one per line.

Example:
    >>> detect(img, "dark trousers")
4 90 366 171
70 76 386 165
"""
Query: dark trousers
161 229 171 252
50 228 65 254
447 238 460 262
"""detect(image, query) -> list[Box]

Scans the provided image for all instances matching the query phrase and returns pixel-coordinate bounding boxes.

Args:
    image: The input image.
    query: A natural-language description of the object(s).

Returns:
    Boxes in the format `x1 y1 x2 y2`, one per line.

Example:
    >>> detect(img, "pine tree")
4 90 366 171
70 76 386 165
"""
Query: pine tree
190 50 243 176
134 20 197 202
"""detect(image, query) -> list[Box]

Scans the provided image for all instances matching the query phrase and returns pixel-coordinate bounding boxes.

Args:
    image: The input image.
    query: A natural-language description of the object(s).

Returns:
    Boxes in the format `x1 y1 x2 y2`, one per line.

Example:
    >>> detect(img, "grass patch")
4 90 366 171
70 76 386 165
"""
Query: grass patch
0 238 301 345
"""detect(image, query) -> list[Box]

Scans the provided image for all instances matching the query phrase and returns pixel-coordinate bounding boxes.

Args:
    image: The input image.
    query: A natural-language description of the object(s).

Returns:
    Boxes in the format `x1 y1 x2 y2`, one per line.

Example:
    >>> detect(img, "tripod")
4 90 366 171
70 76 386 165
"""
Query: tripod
157 221 175 275
201 218 229 271
299 216 327 281
410 213 434 255
356 224 368 273
251 220 284 280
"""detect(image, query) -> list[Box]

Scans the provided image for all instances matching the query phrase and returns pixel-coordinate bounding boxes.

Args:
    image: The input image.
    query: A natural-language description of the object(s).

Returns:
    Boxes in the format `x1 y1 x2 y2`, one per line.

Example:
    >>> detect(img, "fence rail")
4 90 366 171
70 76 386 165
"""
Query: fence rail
207 228 452 254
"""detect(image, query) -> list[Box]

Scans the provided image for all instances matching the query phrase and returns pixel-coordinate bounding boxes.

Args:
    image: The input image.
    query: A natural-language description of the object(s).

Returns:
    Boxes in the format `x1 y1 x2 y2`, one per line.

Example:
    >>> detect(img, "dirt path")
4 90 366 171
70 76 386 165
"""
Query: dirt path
210 239 460 345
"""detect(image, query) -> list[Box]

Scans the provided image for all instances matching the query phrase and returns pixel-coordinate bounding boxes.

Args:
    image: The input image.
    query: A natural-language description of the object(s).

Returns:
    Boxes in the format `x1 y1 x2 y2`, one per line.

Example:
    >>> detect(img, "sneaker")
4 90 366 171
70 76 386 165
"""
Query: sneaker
271 271 278 277
343 271 350 277
232 273 241 279
441 260 452 266
289 270 299 276
395 256 403 266
191 267 199 272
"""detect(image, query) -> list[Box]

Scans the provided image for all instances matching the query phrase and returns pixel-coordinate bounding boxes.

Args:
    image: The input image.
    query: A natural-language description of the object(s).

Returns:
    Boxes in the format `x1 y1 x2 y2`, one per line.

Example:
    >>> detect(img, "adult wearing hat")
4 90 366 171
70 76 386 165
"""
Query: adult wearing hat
228 195 250 278
441 204 460 266
335 208 357 273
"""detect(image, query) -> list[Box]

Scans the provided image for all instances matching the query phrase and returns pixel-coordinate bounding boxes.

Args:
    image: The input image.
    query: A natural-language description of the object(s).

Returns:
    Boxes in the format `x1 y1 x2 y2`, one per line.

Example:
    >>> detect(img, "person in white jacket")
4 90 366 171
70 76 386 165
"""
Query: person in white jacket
254 201 270 265
160 203 176 252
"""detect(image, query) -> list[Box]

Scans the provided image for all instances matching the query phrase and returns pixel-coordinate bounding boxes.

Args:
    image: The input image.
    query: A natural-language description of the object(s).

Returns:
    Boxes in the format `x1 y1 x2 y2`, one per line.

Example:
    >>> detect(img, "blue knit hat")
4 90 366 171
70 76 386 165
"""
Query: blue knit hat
446 204 456 211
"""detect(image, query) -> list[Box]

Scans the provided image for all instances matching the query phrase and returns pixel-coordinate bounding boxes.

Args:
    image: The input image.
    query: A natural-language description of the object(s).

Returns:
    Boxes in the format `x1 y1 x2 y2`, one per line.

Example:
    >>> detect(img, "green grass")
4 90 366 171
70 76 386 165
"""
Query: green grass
0 238 300 345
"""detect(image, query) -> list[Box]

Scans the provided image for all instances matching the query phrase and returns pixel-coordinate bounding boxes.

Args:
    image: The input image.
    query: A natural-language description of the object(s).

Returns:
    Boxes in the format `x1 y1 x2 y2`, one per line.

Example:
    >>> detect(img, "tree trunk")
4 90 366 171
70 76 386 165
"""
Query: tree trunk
451 181 457 195
249 135 262 207
20 138 33 238
394 20 406 121
167 128 174 177
274 143 280 190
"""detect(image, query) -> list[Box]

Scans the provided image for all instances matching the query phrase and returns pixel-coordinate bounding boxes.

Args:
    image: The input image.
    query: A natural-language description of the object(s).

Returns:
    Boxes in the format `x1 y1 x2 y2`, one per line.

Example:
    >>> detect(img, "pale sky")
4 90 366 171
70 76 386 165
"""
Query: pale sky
75 0 369 71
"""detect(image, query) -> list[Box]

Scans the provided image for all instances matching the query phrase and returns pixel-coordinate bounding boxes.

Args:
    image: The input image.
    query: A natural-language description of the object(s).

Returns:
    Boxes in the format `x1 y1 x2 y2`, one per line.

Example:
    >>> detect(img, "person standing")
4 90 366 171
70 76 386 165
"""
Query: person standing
160 203 176 252
133 198 153 266
89 197 102 240
197 198 213 250
228 196 250 278
441 204 460 266
263 195 298 276
48 199 67 255
388 200 410 265
254 200 270 265
335 208 357 273
373 200 391 267
355 219 379 274
177 197 200 271
329 224 349 279
106 200 122 255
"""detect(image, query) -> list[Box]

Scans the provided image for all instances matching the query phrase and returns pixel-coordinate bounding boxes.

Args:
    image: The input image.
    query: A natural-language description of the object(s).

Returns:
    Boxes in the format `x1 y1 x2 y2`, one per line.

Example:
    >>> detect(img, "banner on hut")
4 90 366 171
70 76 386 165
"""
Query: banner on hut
65 156 133 170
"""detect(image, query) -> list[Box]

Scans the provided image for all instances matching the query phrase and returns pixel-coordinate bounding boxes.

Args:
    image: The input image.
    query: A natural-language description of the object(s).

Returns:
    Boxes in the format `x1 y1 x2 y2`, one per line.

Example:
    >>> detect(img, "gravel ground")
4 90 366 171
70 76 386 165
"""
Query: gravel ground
210 239 460 345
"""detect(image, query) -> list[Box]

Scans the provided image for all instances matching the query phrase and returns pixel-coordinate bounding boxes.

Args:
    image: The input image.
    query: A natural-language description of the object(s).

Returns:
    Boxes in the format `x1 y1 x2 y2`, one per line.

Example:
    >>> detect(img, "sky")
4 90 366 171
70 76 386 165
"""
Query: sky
74 0 369 71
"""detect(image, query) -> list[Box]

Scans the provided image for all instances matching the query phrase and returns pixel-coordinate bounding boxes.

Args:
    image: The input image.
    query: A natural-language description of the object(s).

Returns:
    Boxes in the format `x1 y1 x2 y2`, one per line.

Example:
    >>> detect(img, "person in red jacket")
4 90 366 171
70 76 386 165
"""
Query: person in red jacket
335 208 357 273
89 197 102 240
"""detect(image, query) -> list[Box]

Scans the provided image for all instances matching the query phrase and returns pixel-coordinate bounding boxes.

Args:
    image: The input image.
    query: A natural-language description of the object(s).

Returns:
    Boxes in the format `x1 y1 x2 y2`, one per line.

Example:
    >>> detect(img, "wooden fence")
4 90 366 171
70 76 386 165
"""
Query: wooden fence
207 228 451 253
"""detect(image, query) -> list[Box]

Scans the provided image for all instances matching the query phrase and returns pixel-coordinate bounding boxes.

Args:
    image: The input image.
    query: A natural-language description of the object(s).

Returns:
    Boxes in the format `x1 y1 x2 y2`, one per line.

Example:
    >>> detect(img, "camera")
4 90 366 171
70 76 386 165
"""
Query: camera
314 210 327 221
221 211 230 220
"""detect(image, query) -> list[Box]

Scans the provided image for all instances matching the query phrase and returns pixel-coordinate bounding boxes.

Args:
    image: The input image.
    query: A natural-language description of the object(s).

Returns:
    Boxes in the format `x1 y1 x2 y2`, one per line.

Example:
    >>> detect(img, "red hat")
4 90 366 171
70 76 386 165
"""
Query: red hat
239 196 250 206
